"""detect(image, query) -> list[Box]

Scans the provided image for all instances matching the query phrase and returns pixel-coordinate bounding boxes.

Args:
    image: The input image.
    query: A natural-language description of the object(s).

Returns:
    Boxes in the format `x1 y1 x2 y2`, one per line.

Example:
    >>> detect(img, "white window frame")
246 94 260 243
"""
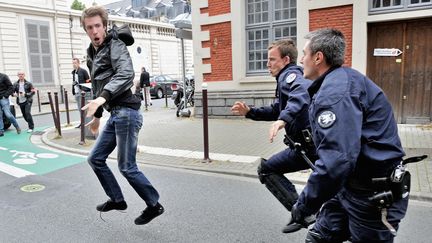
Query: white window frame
369 0 432 14
245 0 297 76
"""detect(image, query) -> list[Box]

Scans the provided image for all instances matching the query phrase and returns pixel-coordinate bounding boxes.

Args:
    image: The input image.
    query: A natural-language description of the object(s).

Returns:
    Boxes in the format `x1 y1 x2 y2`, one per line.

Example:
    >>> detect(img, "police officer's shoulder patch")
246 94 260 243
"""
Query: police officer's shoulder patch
317 110 336 128
286 73 296 84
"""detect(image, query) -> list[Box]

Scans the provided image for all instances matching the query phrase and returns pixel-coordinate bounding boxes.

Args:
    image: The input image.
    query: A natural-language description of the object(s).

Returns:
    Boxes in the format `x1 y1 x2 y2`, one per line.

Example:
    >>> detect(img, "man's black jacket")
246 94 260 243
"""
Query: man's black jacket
0 73 14 99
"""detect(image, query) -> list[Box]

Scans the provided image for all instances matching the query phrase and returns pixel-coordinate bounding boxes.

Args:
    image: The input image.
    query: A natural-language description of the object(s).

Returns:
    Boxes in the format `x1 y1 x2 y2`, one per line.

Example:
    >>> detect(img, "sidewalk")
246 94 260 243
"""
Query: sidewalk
23 101 432 202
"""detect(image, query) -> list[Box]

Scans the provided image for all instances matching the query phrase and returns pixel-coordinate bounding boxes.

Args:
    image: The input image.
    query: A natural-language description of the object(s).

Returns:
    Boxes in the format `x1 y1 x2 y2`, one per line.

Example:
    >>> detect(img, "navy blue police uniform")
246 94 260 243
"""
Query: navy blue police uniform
246 63 317 213
295 66 407 242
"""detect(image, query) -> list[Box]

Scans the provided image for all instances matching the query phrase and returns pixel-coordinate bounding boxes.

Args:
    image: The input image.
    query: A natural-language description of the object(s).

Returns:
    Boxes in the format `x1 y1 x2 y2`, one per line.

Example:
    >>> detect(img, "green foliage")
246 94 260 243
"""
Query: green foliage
71 0 86 11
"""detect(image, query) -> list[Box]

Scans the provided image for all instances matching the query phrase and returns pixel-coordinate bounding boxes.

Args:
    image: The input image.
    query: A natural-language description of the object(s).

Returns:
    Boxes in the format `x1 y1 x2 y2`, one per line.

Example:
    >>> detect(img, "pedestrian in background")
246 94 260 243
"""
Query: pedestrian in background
139 67 151 105
291 28 407 242
72 57 91 128
13 71 35 133
0 72 21 136
81 5 164 225
231 39 316 233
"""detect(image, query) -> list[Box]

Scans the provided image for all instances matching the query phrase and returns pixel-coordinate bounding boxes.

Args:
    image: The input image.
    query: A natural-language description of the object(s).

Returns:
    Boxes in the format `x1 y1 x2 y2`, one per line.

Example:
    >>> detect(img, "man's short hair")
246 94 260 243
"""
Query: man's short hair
72 57 80 63
268 39 298 64
304 28 346 67
81 6 108 32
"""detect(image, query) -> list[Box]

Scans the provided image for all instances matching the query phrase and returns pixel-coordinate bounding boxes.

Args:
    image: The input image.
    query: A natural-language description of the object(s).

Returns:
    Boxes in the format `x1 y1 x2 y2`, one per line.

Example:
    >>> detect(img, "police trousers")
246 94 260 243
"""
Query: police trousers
265 147 316 173
312 187 408 243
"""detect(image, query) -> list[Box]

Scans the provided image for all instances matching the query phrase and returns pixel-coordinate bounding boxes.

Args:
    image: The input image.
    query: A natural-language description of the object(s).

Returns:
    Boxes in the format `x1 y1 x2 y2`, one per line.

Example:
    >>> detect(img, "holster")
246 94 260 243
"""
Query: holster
283 129 314 152
348 160 415 209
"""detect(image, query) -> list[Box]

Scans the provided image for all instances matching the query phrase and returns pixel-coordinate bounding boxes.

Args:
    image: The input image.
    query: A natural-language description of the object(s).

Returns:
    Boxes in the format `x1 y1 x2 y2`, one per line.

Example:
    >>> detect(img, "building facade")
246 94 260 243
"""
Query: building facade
191 0 432 123
0 0 193 103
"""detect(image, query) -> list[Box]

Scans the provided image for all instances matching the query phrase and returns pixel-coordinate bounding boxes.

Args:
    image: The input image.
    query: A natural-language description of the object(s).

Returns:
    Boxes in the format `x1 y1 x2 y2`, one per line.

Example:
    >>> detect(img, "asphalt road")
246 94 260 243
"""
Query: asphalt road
2 100 430 243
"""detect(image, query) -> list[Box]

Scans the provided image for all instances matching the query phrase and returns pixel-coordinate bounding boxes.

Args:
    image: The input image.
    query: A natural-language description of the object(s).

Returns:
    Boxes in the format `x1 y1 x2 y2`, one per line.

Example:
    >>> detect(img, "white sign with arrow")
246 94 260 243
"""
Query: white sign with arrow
373 48 403 57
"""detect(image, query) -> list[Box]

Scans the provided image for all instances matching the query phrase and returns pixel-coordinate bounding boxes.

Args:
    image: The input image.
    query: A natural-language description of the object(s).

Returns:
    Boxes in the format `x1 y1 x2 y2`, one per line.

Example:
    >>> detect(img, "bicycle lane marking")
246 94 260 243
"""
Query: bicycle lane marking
0 129 85 177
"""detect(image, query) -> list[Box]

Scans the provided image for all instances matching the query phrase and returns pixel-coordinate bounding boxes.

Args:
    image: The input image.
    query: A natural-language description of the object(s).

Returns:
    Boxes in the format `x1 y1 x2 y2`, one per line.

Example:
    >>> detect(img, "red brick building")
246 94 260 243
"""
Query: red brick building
191 0 432 123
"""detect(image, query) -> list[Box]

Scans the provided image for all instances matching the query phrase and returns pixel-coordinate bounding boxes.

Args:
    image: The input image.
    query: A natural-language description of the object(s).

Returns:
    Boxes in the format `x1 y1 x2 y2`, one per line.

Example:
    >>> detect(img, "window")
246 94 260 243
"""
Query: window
372 0 402 8
246 0 297 75
409 0 431 5
25 20 54 84
370 0 431 13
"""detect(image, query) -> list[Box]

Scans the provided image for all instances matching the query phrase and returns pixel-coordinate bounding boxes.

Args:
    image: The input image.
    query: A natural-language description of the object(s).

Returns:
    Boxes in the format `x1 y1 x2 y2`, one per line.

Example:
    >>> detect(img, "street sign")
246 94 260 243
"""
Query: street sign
373 48 403 57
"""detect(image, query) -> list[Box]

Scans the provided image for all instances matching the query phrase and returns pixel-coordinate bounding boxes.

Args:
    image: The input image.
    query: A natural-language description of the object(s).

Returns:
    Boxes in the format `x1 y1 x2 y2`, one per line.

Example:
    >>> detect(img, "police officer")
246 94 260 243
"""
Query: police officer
290 28 407 242
231 39 316 233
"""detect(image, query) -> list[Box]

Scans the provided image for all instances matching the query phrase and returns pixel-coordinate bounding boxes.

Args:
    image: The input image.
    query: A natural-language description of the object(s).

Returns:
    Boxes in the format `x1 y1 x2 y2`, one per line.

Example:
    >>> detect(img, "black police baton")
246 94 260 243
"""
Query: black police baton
284 135 316 171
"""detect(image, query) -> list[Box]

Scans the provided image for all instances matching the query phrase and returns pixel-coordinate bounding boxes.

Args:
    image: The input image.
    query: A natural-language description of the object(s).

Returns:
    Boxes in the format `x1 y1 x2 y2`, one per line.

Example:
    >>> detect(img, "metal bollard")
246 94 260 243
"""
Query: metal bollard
202 83 210 163
143 86 148 111
54 92 62 137
37 89 41 113
64 89 71 125
60 85 64 104
164 83 168 108
48 92 59 137
79 91 85 145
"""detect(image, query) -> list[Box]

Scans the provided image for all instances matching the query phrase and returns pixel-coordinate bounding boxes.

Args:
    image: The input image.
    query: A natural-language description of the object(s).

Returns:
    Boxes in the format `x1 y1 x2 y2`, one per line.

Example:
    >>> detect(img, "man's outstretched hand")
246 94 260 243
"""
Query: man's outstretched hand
231 101 250 116
81 97 106 118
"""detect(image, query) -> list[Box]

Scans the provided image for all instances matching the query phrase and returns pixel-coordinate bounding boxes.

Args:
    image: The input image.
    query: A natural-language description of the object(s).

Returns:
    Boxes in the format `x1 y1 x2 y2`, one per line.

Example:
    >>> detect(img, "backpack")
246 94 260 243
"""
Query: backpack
107 24 134 46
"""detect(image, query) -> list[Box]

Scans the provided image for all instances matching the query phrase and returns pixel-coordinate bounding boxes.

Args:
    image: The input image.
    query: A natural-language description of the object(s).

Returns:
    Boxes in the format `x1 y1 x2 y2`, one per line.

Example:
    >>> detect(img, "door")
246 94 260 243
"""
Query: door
402 19 432 123
367 22 404 121
367 18 432 124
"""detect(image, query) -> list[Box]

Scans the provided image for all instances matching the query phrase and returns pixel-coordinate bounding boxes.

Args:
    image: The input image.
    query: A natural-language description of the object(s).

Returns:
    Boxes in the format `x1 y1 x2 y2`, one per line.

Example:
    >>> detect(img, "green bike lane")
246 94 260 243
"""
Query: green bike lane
0 127 85 177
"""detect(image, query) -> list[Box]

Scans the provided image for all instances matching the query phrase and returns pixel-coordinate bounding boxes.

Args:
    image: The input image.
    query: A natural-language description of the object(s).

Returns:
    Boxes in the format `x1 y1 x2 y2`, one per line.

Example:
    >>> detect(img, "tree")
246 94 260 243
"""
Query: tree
71 0 86 10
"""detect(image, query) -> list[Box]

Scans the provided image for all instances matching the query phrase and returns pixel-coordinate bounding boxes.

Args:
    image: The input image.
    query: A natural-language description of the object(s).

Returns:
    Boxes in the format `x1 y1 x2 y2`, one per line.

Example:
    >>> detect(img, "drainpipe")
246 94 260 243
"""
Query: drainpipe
52 0 62 88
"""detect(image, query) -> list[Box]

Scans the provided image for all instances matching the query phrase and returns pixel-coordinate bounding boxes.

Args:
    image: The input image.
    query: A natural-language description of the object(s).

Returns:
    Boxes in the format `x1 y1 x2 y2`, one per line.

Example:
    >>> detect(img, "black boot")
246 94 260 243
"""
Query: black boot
135 202 164 225
282 214 316 233
96 199 127 212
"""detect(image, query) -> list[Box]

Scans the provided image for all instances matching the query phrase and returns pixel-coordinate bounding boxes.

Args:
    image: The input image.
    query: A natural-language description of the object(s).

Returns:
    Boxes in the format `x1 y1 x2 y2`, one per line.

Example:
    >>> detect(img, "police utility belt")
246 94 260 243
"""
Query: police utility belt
347 155 427 207
348 155 427 236
283 130 316 171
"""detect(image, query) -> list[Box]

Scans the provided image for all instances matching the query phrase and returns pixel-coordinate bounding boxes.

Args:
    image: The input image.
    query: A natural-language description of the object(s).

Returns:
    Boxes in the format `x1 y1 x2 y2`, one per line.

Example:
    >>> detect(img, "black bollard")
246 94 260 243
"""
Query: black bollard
64 89 70 125
48 92 59 136
79 91 85 145
143 86 148 111
37 89 41 113
164 83 168 108
202 83 210 162
54 92 62 137
59 85 64 104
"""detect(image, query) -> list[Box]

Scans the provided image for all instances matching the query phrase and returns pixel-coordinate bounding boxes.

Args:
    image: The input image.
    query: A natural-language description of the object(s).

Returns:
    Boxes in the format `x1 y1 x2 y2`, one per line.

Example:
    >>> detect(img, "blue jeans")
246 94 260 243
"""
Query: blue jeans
88 107 159 206
0 97 20 132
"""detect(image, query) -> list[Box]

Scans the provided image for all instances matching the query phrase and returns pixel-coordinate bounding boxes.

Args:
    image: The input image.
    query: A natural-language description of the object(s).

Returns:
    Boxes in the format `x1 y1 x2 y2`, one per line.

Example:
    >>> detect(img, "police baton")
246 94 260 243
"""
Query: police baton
284 135 316 171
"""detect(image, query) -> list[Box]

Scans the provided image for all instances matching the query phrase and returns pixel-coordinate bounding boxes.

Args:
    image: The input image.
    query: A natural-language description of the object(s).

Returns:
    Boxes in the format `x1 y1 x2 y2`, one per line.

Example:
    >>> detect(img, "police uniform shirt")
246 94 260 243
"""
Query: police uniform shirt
296 66 405 214
246 64 312 139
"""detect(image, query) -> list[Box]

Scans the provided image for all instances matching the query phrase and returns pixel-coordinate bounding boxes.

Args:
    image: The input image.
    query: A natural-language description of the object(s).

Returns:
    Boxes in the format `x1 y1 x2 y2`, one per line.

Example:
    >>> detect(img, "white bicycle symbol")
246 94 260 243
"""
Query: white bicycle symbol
9 150 59 165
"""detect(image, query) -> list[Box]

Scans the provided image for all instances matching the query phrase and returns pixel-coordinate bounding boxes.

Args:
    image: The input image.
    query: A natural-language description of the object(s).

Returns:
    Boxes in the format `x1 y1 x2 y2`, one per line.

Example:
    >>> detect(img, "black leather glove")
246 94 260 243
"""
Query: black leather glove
291 202 316 227
291 203 305 224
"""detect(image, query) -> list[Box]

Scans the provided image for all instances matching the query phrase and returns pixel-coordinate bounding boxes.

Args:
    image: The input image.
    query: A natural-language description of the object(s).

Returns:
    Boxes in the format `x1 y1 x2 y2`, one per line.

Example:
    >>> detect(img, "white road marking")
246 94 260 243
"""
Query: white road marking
0 161 34 177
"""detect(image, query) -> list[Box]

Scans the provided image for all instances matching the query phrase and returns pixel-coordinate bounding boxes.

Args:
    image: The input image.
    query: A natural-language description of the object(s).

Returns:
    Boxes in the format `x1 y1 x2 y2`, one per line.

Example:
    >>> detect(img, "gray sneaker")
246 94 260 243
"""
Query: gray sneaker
16 128 21 134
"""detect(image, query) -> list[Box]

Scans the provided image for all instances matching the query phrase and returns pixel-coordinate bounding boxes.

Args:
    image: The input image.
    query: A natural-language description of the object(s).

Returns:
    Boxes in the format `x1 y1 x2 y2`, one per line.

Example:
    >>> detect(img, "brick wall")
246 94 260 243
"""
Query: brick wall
200 0 231 16
309 5 353 66
201 22 233 82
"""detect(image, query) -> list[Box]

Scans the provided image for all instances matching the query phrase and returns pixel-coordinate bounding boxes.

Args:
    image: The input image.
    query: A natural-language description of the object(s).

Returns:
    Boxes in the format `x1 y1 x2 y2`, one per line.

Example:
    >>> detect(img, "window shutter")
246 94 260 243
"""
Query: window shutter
26 20 54 84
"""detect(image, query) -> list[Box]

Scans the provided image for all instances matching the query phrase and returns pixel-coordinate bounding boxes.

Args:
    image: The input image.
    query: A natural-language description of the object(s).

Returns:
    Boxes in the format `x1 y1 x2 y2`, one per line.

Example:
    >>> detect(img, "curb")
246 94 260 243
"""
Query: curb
38 127 432 203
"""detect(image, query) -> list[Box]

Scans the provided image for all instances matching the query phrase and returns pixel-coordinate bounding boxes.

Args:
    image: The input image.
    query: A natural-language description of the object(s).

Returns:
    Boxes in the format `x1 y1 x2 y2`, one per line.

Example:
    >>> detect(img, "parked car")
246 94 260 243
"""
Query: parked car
149 75 179 99
2 97 16 130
